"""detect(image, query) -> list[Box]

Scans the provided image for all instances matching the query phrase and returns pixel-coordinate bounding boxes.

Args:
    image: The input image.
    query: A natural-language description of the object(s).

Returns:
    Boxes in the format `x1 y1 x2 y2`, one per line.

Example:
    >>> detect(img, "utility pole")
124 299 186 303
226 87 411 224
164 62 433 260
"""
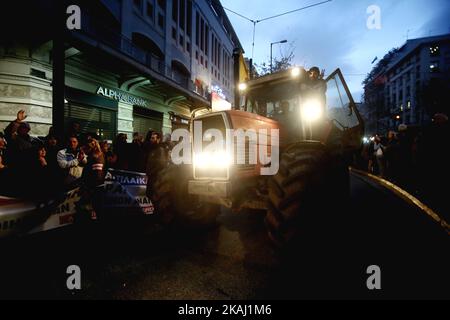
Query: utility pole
270 40 287 73
52 0 66 140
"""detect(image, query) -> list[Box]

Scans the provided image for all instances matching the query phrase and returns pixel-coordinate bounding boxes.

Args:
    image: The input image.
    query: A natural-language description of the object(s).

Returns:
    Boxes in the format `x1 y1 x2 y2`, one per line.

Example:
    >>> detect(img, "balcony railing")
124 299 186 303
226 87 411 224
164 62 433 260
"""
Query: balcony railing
70 15 197 95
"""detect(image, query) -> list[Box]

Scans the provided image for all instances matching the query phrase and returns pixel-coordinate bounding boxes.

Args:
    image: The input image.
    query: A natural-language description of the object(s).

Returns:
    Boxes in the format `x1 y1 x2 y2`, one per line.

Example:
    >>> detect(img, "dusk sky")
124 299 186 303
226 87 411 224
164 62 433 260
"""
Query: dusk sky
221 0 450 101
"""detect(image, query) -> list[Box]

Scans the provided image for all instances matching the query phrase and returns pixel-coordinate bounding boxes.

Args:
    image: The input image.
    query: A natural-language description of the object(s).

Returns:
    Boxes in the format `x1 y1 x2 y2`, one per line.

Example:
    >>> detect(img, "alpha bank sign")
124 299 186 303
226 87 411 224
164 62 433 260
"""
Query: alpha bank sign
96 86 149 107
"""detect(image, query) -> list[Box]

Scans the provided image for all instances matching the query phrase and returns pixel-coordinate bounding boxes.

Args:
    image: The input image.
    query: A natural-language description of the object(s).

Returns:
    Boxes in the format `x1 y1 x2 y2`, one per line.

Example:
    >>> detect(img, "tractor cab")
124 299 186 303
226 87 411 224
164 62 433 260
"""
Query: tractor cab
239 67 364 149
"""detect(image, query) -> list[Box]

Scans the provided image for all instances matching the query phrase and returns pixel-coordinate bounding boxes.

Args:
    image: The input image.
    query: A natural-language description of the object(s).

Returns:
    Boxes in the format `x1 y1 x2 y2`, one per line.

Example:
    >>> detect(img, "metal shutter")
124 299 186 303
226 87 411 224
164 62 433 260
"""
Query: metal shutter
64 103 117 141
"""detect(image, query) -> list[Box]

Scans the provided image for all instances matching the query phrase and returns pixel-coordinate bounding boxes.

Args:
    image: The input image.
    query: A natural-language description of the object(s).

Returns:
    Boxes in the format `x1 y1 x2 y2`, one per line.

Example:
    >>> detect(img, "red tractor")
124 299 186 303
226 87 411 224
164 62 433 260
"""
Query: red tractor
151 67 364 247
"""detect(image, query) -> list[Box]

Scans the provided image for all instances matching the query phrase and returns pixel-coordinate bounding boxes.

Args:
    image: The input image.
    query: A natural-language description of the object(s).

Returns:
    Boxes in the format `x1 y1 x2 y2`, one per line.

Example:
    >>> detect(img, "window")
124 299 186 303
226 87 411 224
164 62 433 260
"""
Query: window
430 45 440 57
158 13 164 29
205 60 208 69
205 25 209 56
218 43 221 70
212 36 216 65
186 42 191 53
179 0 185 30
195 50 198 60
200 18 204 52
146 2 154 19
187 0 192 37
172 27 177 40
172 0 178 22
195 12 200 46
157 0 165 9
30 68 46 79
407 100 411 109
134 0 143 10
325 71 360 130
430 62 440 73
179 35 184 46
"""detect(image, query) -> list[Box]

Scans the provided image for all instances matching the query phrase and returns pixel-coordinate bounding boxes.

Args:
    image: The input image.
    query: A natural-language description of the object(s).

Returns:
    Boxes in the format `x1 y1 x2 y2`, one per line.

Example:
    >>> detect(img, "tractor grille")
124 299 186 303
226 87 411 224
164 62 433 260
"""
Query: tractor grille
193 114 228 180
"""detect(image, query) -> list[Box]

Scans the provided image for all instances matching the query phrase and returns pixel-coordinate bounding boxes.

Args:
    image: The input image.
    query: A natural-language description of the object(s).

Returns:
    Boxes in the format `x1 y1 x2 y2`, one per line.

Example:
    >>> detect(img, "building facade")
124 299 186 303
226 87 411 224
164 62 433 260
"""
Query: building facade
364 34 450 134
0 0 243 140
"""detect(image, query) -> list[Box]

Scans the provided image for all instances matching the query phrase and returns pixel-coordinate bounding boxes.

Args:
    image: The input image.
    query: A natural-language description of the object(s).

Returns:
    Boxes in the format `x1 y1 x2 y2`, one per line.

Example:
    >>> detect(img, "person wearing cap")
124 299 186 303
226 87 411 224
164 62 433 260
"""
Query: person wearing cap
303 66 327 111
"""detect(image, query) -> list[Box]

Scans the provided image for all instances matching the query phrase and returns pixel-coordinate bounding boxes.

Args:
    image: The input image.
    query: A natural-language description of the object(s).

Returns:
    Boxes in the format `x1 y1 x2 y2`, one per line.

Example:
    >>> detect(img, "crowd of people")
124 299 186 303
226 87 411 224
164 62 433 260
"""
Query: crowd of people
2 108 448 218
0 110 172 201
359 113 450 216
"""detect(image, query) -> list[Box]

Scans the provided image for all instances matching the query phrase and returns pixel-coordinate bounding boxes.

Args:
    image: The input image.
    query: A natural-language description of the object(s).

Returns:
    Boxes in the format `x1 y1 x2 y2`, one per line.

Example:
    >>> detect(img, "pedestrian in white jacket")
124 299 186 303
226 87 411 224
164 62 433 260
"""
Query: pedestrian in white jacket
57 136 87 186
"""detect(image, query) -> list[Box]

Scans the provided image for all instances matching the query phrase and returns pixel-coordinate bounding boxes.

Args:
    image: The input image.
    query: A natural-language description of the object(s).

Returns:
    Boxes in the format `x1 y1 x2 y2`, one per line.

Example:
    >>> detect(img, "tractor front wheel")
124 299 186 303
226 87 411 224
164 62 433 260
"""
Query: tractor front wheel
265 142 348 248
150 164 220 229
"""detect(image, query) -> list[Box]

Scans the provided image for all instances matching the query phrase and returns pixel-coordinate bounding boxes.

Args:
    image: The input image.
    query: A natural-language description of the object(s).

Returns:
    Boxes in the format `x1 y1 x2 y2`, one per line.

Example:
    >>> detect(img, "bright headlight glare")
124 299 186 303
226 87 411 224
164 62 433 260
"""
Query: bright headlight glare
301 99 323 122
238 83 247 91
194 151 231 168
291 67 301 78
193 152 210 168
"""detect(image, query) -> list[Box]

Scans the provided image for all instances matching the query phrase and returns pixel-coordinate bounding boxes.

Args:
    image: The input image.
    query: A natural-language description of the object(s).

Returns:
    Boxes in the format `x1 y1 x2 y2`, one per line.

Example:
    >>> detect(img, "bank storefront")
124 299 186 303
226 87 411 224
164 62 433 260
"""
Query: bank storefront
1 46 194 142
65 86 118 141
64 74 189 142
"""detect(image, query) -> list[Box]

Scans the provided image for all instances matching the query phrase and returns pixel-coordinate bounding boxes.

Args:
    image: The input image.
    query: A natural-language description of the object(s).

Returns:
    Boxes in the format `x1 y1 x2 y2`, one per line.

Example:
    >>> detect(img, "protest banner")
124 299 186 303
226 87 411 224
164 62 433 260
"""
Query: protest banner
103 169 154 215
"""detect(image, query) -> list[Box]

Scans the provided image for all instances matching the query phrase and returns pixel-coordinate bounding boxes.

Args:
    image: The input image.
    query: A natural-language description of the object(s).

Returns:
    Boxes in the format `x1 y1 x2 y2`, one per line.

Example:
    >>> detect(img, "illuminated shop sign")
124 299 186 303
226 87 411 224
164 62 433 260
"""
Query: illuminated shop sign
211 85 226 100
96 87 149 107
211 92 231 112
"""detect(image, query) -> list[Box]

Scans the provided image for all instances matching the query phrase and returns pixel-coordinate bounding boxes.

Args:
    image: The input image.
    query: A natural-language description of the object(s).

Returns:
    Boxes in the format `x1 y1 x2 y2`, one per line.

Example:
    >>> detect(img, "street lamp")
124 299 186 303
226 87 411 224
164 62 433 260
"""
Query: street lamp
270 40 288 73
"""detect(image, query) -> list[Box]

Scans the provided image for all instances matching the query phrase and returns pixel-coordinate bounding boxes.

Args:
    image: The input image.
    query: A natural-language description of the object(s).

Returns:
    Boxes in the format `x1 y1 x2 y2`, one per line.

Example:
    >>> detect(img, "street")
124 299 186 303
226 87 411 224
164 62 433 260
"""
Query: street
0 173 448 300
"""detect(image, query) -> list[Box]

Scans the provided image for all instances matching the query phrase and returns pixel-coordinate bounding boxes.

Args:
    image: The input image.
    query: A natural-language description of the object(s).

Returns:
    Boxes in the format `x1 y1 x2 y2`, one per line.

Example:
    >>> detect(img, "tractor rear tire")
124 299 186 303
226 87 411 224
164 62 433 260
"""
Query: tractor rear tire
150 164 220 229
265 141 348 248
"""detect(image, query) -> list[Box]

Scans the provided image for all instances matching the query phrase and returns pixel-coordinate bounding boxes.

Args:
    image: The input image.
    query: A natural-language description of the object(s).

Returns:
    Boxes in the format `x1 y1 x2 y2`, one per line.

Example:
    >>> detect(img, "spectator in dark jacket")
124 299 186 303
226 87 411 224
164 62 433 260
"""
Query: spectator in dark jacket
113 133 129 170
128 132 145 172
45 134 63 187
145 132 168 196
100 140 115 172
29 144 53 199
0 132 6 172
384 131 399 182
4 110 40 170
417 113 450 217
0 132 8 195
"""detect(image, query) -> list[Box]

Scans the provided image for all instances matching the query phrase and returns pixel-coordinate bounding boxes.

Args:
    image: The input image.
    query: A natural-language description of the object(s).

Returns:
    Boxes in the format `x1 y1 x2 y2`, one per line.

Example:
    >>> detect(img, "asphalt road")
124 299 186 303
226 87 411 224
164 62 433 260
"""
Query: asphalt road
0 174 448 300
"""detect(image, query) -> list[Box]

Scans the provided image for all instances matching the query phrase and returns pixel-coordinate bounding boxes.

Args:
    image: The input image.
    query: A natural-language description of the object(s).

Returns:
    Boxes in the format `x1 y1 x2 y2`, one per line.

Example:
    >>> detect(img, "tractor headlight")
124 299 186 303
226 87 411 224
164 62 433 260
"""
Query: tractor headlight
301 99 323 122
193 151 231 169
291 67 301 78
238 83 247 91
